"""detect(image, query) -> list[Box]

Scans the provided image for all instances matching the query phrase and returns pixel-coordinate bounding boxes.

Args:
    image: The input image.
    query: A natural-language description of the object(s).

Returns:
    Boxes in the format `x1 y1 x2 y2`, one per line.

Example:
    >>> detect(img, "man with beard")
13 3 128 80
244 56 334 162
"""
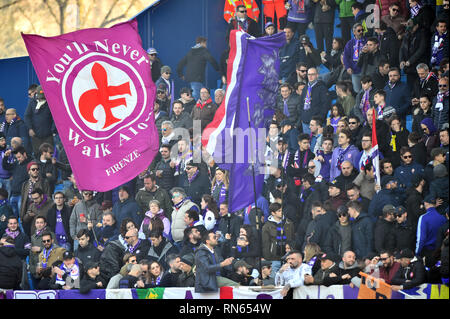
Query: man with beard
35 232 66 281
275 251 311 299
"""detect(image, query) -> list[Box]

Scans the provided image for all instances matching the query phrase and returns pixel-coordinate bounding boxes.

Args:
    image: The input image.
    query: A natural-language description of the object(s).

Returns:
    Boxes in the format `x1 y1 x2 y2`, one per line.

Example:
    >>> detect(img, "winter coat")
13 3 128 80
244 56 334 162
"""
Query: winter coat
262 216 295 261
386 221 416 254
1 117 29 151
79 274 106 294
323 221 352 257
404 187 425 230
153 158 176 192
312 262 341 286
0 245 23 289
393 162 424 189
176 45 220 84
0 202 14 237
280 39 300 80
399 27 429 75
429 177 449 215
357 49 385 77
191 99 218 132
183 171 212 208
112 198 142 227
24 100 56 138
74 243 101 266
412 74 439 101
69 199 102 241
391 257 426 289
140 209 171 238
374 218 396 253
384 81 411 118
377 27 401 68
19 179 51 227
147 238 179 270
135 186 173 222
276 93 301 125
353 170 376 200
171 199 199 243
2 157 31 197
351 212 374 259
24 197 54 236
371 69 389 91
368 188 404 221
217 213 243 245
37 244 66 272
178 268 196 287
150 57 163 83
194 244 228 293
171 111 193 130
298 80 329 125
99 239 127 283
302 212 335 251
338 261 361 285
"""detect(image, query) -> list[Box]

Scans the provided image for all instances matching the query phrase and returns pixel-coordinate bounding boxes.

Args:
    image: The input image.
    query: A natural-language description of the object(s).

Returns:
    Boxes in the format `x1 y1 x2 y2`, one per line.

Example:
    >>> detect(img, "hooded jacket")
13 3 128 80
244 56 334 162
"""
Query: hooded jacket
391 257 426 289
140 209 171 238
176 45 220 84
338 260 361 284
262 215 294 261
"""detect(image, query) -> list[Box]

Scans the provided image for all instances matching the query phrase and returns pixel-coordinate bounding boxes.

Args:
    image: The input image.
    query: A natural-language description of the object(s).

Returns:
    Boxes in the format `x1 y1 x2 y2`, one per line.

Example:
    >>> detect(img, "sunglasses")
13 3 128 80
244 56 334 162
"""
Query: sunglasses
238 10 246 13
42 239 52 243
30 168 39 171
338 213 348 217
308 166 315 169
124 236 135 240
439 84 448 88
379 257 389 261
402 155 412 159
391 8 399 12
349 121 357 125
356 29 363 33
298 69 307 73
149 54 156 56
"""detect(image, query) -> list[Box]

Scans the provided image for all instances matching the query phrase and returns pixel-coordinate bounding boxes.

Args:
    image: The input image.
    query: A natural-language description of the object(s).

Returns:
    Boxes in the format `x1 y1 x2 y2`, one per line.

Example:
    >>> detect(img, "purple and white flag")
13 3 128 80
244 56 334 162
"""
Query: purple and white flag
22 20 159 191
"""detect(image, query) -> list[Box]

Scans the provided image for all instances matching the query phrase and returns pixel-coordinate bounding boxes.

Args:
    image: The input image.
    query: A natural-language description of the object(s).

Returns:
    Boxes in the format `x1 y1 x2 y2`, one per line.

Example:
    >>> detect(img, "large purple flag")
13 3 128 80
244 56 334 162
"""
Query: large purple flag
22 20 159 192
208 30 285 212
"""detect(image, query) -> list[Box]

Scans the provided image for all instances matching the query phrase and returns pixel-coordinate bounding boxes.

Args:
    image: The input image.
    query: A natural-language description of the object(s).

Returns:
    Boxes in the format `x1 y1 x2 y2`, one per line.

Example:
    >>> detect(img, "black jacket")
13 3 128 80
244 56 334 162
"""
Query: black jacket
177 46 220 84
378 27 401 68
298 80 330 125
357 49 385 77
47 204 73 247
99 239 127 283
0 245 23 289
391 257 426 289
217 213 243 246
182 171 211 208
147 238 179 270
404 187 425 230
79 274 106 294
323 221 353 257
400 27 429 75
75 243 101 266
24 100 57 138
387 220 416 254
302 212 335 251
2 157 32 196
374 218 396 253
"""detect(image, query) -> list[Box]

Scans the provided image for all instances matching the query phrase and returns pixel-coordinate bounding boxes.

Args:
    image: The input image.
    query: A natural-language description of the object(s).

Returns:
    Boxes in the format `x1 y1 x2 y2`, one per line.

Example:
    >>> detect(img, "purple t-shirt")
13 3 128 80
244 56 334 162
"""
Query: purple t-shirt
55 210 67 247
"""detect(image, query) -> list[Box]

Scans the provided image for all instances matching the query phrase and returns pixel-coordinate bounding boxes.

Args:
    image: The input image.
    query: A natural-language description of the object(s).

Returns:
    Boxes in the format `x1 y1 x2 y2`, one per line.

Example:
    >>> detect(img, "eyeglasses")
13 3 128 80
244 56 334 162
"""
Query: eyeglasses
185 167 194 171
31 197 41 201
379 257 389 261
337 213 348 217
165 72 171 75
349 121 357 125
238 10 246 13
83 193 93 196
30 168 39 171
308 166 315 169
298 69 307 73
149 54 156 56
124 236 135 240
356 29 363 33
42 239 52 243
391 8 399 12
129 259 137 263
157 91 165 94
402 155 412 159
439 84 448 88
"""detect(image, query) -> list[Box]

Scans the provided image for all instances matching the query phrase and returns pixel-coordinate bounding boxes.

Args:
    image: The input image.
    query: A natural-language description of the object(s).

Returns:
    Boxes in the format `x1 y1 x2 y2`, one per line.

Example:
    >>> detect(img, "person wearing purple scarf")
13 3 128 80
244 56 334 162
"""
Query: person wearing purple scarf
343 23 367 92
420 117 440 157
330 129 361 181
22 188 54 236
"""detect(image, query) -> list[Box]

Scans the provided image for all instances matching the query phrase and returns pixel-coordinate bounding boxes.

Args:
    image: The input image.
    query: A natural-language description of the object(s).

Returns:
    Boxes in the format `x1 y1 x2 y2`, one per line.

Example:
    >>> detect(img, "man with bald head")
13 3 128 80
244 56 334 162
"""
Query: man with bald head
337 250 360 285
1 108 29 151
124 228 150 262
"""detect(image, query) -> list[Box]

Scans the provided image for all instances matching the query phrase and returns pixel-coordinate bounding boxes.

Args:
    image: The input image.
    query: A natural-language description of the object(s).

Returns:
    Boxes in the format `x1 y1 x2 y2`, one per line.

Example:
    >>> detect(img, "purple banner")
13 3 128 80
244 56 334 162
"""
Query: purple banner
22 20 159 191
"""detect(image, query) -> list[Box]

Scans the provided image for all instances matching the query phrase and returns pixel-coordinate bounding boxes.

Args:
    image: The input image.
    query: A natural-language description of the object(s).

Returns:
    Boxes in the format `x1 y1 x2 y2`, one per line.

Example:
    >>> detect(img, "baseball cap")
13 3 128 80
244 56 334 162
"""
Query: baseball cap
265 21 274 29
318 252 339 263
63 251 74 260
146 47 158 55
382 204 396 215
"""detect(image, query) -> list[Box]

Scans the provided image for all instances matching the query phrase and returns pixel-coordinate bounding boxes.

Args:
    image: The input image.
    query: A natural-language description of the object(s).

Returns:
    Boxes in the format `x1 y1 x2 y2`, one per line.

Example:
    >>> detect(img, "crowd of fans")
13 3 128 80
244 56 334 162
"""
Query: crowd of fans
0 1 448 298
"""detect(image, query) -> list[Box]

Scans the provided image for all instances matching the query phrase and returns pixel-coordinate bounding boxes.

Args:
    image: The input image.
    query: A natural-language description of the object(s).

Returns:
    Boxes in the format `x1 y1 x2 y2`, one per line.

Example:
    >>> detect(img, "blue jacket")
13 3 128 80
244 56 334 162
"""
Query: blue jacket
368 188 405 222
351 212 374 259
384 81 411 118
416 207 447 255
279 40 299 79
394 162 424 189
1 118 29 151
112 198 142 227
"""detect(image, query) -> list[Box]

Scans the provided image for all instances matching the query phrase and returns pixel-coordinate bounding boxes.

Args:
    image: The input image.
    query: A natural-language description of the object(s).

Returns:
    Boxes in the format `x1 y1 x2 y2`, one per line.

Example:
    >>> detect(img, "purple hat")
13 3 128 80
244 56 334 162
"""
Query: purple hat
265 21 274 29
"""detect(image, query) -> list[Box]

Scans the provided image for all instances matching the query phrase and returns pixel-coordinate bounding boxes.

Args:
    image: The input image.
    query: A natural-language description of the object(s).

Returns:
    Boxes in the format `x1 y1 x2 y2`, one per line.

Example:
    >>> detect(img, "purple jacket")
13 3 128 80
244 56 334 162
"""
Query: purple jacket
343 37 367 74
287 0 311 23
330 144 361 181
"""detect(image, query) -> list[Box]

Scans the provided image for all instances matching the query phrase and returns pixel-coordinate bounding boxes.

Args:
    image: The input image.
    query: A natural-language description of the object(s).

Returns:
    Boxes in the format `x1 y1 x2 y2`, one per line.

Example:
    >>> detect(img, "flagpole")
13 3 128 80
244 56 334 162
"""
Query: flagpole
246 96 263 283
